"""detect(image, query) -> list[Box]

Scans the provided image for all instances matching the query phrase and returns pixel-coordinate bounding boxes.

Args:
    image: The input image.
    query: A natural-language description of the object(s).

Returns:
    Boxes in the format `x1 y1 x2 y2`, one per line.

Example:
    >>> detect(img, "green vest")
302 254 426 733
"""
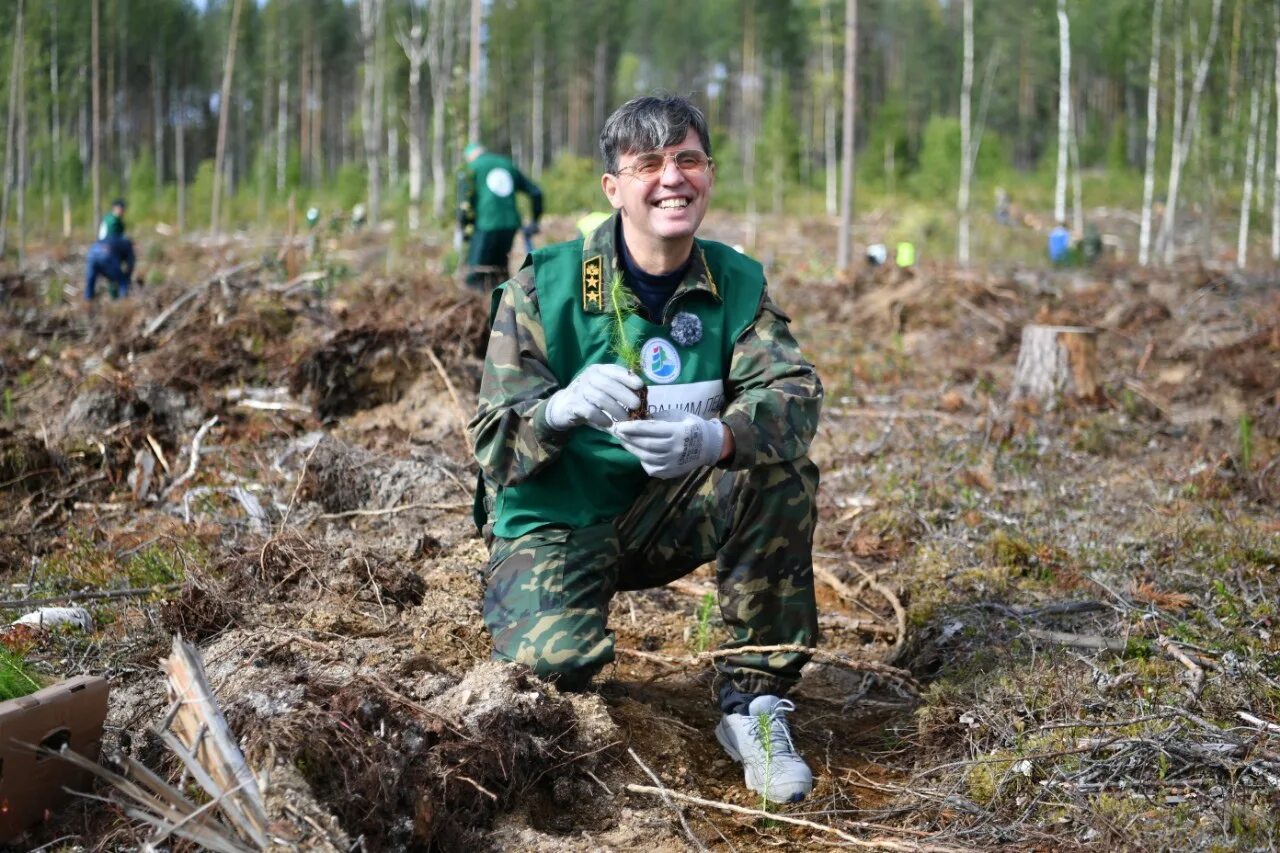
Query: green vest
491 239 765 538
466 152 523 231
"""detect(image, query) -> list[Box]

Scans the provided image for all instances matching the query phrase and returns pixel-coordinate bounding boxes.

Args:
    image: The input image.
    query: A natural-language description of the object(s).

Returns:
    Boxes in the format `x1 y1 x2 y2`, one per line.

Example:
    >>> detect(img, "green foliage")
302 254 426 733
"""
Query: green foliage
0 646 44 702
1238 414 1254 471
607 273 642 373
759 75 802 211
129 148 158 220
540 154 605 215
691 592 716 654
126 545 187 588
333 163 367 210
189 160 218 230
908 116 1009 199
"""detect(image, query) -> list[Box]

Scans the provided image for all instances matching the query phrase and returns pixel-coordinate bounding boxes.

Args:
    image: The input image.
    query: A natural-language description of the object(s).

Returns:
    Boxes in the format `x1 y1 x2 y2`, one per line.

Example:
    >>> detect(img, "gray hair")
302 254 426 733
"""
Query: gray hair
599 95 712 174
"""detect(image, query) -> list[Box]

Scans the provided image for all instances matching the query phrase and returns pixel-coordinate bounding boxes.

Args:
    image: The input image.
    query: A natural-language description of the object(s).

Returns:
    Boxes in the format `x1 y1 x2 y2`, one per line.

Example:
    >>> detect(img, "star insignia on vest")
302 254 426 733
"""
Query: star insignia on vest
582 255 603 311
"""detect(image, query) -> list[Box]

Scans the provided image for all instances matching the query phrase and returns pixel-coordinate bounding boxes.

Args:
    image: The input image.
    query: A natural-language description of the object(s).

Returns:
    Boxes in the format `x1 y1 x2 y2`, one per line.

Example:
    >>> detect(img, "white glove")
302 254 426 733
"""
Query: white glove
611 409 725 479
544 364 644 431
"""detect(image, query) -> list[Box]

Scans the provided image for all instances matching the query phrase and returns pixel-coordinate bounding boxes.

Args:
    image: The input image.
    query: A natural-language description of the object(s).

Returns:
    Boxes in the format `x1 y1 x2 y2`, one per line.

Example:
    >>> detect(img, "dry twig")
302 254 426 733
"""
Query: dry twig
624 784 972 851
627 749 708 853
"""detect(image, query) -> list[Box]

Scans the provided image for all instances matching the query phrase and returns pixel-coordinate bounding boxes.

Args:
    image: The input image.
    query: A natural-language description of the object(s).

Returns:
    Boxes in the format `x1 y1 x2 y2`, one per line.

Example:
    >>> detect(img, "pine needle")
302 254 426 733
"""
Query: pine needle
607 272 642 372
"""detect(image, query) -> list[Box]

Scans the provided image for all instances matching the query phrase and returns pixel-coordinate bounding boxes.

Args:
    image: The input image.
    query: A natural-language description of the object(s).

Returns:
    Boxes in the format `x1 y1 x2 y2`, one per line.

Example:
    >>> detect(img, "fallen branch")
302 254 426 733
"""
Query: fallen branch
849 563 907 663
0 583 183 609
627 749 708 853
145 263 256 338
624 784 971 852
162 416 220 500
162 636 270 846
1159 636 1205 699
425 346 474 455
1237 711 1280 735
1027 629 1129 653
316 500 472 520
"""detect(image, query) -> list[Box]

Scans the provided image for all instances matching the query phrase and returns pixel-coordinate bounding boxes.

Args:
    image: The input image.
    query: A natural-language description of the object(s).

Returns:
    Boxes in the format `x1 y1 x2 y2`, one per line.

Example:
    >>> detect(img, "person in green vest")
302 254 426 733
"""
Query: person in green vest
469 95 823 804
457 143 544 292
98 198 127 240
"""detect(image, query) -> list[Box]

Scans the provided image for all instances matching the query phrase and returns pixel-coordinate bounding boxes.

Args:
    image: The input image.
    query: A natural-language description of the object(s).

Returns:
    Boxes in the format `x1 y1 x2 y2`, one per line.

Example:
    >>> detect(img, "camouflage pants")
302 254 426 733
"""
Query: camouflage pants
482 456 819 698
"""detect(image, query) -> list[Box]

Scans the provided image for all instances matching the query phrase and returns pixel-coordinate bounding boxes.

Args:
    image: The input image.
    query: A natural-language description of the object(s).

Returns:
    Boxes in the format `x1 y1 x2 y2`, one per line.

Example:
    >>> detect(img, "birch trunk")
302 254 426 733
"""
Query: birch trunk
1138 0 1163 267
1274 23 1280 261
1054 0 1070 226
425 0 457 219
1069 102 1084 236
836 0 858 272
1157 0 1223 266
152 56 164 188
821 0 837 217
175 90 185 234
1254 76 1271 216
360 0 384 226
957 0 974 267
52 1 69 237
210 0 245 236
276 77 287 194
531 31 544 179
92 0 101 235
741 4 759 250
15 15 25 270
0 0 22 257
467 0 482 142
1236 86 1260 270
398 21 427 231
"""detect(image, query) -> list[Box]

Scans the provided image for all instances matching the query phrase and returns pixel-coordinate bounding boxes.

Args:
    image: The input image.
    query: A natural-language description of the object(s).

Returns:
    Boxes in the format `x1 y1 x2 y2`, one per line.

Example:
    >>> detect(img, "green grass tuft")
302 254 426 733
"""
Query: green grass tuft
0 646 44 702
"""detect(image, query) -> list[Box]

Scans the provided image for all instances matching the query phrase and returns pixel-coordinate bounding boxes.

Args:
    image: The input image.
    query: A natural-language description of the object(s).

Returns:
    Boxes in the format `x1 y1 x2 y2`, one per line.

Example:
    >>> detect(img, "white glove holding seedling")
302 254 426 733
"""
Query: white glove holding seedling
544 364 644 430
611 409 725 479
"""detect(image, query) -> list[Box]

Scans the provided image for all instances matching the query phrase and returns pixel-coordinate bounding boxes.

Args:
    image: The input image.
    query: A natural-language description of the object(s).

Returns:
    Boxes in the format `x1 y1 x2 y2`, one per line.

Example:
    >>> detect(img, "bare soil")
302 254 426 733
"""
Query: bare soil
1 214 1277 851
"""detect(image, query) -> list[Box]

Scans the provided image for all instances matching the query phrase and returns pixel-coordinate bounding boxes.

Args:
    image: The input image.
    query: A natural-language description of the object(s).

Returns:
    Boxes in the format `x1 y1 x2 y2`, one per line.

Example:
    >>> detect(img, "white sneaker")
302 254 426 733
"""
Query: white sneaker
715 695 813 803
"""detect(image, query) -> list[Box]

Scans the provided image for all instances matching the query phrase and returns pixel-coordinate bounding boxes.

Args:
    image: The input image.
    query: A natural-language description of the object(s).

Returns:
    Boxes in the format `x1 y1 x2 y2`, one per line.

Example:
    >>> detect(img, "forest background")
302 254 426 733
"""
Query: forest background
0 0 1275 270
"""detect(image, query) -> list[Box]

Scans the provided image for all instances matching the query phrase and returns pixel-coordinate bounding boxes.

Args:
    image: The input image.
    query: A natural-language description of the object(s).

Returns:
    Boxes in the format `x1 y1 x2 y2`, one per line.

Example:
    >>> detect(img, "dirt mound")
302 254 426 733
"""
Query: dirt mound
295 434 463 514
290 297 488 419
207 641 611 850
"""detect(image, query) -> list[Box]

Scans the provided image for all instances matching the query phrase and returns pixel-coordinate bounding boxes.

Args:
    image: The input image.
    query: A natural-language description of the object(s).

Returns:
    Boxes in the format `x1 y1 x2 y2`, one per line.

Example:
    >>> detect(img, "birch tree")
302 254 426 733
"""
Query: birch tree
1237 84 1260 269
1273 17 1280 261
210 0 245 236
1139 0 1164 267
836 0 858 272
360 0 385 226
1054 0 1070 226
397 13 428 232
92 0 101 234
467 0 482 142
1156 0 1223 266
820 0 837 217
425 0 459 219
957 0 974 266
0 0 22 257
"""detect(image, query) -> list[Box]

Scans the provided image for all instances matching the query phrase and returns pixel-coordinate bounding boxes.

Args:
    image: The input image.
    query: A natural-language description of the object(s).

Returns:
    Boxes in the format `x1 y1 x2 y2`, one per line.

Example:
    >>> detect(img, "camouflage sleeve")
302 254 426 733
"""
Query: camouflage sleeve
718 286 823 469
468 266 572 486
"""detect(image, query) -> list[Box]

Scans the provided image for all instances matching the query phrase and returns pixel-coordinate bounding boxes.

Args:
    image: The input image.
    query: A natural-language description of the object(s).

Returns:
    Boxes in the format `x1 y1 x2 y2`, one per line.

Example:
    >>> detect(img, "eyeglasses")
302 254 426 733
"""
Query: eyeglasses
616 149 714 181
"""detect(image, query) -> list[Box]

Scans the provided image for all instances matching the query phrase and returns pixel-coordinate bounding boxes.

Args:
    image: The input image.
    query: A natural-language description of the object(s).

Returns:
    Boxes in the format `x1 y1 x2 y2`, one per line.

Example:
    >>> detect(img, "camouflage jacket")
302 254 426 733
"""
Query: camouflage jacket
469 213 823 489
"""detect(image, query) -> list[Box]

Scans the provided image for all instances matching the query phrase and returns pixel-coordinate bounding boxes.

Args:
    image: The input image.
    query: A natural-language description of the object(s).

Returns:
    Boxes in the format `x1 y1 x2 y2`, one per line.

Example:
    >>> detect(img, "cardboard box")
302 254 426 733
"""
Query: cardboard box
0 676 109 842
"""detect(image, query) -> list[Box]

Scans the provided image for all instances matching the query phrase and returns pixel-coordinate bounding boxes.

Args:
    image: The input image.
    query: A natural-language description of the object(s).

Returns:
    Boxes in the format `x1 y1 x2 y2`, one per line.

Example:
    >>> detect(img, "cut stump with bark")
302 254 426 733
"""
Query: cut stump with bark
1010 325 1100 405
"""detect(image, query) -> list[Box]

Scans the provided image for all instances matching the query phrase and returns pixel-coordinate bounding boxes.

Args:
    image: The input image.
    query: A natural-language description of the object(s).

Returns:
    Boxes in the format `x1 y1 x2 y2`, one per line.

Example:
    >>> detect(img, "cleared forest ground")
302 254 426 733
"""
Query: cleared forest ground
1 213 1278 851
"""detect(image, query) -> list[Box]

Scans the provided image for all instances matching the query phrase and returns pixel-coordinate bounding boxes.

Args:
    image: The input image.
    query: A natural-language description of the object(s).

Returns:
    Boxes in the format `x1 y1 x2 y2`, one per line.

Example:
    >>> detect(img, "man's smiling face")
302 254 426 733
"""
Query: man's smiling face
602 128 714 255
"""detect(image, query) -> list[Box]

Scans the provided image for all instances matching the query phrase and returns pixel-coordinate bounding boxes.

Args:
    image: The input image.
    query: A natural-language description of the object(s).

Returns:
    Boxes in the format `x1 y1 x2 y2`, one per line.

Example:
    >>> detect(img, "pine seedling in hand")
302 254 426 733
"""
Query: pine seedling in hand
607 272 647 418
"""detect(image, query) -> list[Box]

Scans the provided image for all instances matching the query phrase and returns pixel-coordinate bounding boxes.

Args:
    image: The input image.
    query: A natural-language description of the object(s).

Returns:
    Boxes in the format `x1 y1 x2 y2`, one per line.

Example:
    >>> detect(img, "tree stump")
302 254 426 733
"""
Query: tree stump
1010 325 1100 405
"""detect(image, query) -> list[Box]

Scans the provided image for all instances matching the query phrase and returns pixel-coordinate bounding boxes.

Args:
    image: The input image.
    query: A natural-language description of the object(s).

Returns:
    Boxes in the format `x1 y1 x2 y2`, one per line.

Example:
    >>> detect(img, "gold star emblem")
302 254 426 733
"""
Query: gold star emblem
582 256 603 311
